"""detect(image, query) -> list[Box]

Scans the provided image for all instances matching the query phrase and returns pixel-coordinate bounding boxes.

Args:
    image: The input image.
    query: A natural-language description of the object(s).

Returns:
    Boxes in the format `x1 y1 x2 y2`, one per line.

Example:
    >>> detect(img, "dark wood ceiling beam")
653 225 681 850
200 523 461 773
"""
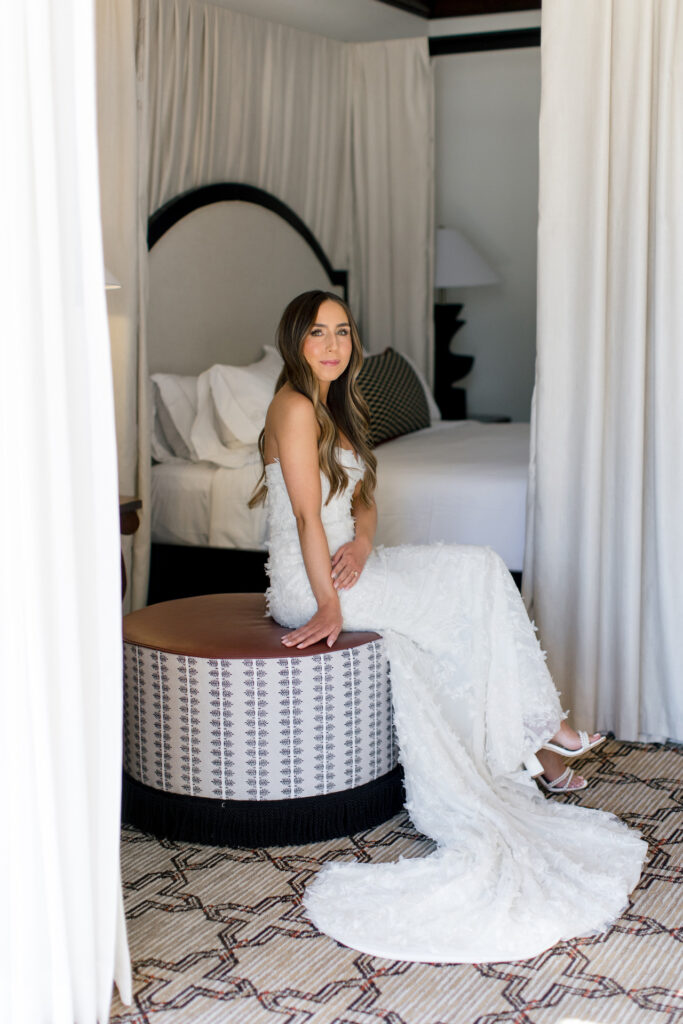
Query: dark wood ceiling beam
432 0 540 15
429 26 540 54
377 0 540 17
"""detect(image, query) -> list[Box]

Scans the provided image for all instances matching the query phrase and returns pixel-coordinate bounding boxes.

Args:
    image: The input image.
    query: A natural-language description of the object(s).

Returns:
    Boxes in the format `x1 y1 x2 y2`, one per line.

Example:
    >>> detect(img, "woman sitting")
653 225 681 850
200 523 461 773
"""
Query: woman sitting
250 290 646 964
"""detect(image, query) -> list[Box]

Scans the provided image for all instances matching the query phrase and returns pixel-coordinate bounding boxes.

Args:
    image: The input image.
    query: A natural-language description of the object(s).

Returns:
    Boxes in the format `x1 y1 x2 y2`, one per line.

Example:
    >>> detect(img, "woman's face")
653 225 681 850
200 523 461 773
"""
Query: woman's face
301 299 353 388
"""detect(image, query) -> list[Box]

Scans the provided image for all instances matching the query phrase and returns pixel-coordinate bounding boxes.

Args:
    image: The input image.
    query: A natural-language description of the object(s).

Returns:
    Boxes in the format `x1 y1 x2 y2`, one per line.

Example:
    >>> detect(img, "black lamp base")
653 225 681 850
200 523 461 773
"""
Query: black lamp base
434 303 474 420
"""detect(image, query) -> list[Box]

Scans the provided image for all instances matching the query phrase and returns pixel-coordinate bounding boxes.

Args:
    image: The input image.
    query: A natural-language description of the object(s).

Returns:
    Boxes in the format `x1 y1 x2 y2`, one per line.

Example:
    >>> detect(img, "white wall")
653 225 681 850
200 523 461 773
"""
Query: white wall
433 14 541 422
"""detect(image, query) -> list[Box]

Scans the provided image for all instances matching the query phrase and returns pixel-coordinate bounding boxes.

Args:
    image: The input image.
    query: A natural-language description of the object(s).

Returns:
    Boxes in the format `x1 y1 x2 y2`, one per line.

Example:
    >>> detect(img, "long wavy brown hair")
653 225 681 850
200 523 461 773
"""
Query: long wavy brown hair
249 290 377 508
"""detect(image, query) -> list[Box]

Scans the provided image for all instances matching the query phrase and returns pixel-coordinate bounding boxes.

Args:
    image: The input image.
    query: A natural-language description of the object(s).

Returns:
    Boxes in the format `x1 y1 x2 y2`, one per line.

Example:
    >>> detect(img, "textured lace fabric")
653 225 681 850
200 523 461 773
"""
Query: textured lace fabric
264 449 647 963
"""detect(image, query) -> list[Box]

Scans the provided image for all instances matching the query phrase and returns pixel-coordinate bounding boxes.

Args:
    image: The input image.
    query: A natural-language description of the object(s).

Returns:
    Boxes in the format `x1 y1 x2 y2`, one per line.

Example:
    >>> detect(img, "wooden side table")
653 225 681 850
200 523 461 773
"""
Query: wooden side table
119 496 142 599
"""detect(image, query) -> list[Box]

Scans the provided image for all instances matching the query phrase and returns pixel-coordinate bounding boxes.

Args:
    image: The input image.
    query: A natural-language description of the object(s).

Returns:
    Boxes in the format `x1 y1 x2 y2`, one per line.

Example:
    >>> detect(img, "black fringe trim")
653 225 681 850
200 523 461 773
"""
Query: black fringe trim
122 767 405 847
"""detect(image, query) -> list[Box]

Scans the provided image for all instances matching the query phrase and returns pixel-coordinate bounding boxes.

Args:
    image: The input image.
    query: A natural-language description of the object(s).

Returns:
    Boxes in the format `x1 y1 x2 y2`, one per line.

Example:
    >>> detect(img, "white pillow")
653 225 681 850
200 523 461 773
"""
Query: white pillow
190 346 283 468
150 404 177 462
151 374 198 460
209 346 283 448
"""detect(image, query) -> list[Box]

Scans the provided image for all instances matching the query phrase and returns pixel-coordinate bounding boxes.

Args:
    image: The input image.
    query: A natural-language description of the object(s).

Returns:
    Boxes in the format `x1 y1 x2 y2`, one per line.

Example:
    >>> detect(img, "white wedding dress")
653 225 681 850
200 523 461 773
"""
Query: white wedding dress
264 450 646 963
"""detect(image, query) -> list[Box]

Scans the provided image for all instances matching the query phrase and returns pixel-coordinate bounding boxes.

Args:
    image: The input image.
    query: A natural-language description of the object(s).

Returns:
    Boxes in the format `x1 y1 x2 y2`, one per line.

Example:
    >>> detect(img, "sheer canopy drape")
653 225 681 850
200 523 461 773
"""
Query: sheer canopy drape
141 0 353 273
97 0 148 614
2 0 131 1019
350 39 434 369
524 0 683 741
98 0 433 608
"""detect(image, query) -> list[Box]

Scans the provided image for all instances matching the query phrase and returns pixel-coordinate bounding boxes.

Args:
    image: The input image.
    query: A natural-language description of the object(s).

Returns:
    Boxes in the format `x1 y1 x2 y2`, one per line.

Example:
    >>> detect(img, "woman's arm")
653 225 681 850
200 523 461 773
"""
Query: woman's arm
272 392 342 649
330 483 377 590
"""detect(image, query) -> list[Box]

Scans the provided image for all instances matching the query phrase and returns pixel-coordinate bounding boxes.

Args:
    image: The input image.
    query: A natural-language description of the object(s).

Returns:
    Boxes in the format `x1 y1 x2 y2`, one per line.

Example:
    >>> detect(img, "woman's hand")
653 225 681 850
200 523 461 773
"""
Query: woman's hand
281 597 343 649
331 536 372 590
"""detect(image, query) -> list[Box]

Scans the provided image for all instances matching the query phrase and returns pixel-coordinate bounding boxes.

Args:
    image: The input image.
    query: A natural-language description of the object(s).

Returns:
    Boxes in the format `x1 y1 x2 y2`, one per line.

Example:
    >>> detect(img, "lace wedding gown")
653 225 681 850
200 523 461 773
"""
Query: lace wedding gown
265 450 646 963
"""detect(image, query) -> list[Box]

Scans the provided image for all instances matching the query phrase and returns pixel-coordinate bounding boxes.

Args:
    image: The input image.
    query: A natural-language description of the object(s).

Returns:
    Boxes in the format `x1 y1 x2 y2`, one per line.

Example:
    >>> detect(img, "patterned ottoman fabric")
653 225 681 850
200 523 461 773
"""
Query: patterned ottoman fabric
122 594 402 846
123 638 395 801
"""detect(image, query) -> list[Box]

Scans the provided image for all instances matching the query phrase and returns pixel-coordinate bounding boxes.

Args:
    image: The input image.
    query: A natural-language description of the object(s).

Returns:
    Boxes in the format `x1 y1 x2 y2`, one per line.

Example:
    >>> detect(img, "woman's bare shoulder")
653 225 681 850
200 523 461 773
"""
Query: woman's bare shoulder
268 385 316 428
264 385 318 464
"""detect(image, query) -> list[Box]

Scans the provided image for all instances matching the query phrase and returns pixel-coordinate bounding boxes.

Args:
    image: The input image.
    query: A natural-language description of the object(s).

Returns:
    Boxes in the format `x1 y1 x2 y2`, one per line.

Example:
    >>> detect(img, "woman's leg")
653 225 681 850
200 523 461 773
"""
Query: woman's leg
537 724 604 787
549 721 603 752
537 749 586 788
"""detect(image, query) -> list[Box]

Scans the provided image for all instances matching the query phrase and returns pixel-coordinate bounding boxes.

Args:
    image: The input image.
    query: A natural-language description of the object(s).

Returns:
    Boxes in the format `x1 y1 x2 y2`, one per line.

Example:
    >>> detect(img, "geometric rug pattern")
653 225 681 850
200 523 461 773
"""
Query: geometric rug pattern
109 740 683 1024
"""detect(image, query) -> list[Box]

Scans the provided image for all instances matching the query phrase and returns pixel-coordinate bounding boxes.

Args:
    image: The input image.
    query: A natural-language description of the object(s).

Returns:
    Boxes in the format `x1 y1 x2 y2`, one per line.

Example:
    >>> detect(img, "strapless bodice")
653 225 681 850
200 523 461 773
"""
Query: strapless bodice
264 448 366 627
264 447 364 548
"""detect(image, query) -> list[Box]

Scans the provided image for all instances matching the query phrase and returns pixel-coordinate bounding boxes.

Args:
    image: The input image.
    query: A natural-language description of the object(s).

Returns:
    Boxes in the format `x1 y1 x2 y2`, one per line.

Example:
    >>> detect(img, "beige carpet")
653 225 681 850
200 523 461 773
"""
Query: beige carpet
110 740 683 1024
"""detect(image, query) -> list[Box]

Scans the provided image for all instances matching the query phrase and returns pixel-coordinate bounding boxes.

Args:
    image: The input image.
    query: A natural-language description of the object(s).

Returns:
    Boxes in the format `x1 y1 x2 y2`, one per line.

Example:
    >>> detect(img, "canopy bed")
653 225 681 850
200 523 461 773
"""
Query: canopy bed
147 183 530 603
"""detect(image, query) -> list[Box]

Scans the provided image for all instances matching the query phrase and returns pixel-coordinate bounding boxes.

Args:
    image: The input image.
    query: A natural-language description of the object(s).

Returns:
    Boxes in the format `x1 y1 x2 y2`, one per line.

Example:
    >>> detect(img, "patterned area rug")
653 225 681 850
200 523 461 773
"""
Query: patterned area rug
110 741 683 1024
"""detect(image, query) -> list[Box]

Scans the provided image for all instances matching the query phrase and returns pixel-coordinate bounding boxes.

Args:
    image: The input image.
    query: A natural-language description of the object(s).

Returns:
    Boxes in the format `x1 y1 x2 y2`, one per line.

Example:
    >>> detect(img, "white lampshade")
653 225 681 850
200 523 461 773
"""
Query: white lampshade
105 267 122 290
435 227 498 289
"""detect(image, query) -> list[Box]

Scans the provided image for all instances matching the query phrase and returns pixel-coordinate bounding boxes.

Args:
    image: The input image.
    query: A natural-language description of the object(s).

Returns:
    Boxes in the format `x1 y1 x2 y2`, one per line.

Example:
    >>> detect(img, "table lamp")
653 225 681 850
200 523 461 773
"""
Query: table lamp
434 227 498 419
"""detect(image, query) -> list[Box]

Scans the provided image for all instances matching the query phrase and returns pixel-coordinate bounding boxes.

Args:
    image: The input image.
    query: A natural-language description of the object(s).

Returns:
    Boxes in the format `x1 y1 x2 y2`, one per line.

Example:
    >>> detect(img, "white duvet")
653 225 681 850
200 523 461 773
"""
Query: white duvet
151 420 530 572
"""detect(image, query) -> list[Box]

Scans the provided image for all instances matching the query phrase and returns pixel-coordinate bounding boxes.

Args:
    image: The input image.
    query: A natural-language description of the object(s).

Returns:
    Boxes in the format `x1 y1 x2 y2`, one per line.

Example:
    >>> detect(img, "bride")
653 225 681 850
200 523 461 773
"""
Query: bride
250 289 646 964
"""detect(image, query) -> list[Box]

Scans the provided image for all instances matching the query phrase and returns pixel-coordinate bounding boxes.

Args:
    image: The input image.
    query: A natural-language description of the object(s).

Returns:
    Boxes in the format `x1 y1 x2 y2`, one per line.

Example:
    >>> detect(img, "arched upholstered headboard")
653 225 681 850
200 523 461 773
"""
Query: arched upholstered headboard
147 183 348 375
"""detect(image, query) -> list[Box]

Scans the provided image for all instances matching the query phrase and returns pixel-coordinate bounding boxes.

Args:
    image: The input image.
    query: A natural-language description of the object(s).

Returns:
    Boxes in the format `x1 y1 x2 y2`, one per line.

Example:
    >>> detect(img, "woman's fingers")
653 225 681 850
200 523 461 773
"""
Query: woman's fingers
295 624 337 649
331 543 352 568
282 626 316 646
297 633 323 649
281 616 342 648
332 561 353 580
332 562 361 589
326 623 342 647
338 568 359 589
331 540 368 589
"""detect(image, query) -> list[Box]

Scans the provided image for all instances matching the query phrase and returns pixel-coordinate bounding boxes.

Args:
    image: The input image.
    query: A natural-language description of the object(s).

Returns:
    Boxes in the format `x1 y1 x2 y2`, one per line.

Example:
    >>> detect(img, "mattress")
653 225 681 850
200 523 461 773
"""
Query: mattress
151 455 266 549
372 421 530 570
151 420 530 571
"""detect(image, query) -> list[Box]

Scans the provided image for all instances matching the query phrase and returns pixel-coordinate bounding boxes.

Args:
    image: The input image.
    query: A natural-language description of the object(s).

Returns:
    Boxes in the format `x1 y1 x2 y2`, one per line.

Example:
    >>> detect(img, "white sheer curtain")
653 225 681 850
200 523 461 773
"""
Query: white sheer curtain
350 38 434 375
1 0 131 1020
97 0 149 614
140 0 353 272
524 0 683 741
98 0 433 606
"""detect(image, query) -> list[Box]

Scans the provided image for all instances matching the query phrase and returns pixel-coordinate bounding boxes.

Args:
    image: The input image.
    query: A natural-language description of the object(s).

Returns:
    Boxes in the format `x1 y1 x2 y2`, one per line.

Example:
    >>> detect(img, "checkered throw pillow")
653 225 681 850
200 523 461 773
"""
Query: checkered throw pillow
357 348 431 447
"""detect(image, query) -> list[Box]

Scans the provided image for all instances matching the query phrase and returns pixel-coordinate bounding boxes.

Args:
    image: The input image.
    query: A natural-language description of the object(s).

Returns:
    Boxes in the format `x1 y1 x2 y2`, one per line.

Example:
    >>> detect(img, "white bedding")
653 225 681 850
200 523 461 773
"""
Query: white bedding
152 455 266 549
151 420 530 571
373 421 530 570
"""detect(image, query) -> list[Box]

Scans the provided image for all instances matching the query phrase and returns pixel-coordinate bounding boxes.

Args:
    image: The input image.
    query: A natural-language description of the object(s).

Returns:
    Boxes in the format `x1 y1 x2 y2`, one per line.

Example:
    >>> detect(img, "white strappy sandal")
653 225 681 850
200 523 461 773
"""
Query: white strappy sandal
536 767 588 794
542 730 606 759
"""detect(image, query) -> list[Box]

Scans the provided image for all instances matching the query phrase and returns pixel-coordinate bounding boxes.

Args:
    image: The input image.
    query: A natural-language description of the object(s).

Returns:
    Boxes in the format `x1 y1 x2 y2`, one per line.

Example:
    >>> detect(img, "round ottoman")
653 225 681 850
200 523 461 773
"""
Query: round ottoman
122 593 403 846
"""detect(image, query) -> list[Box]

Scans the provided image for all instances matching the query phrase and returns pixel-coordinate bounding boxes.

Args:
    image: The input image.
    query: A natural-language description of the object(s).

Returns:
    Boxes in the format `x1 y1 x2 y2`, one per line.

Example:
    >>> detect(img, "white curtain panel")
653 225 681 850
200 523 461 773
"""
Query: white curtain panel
97 0 150 614
137 0 434 367
98 1 433 607
350 38 434 377
1 0 131 1020
525 0 683 741
140 0 353 273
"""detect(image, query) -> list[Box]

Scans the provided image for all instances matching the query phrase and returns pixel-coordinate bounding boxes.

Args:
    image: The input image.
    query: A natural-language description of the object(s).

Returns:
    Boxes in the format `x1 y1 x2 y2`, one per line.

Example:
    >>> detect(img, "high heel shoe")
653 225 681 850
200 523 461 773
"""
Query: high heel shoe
542 730 606 759
536 767 587 794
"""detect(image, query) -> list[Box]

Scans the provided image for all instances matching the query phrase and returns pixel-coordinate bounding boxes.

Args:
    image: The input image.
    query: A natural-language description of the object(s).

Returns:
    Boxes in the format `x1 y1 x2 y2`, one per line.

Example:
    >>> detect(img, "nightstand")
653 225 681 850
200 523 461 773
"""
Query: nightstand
119 495 142 599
